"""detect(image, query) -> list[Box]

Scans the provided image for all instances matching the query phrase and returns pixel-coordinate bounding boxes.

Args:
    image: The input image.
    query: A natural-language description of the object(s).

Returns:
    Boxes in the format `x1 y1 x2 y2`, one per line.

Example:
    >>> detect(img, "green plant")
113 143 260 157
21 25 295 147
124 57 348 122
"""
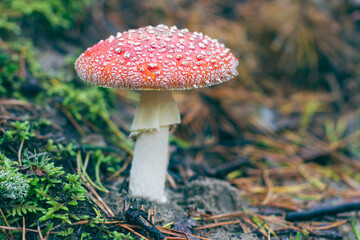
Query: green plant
111 232 135 240
0 115 134 238
0 0 92 37
47 78 133 153
0 169 29 201
0 48 22 95
0 120 35 144
0 151 92 237
0 0 93 100
300 101 320 130
351 216 360 240
64 174 86 206
293 230 309 240
324 118 347 143
23 150 51 169
45 139 77 159
48 80 113 122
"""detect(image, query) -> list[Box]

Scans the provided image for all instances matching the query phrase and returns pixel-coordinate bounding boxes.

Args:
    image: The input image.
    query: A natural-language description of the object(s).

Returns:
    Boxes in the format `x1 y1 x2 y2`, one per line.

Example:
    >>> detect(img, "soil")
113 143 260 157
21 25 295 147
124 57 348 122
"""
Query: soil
105 177 250 239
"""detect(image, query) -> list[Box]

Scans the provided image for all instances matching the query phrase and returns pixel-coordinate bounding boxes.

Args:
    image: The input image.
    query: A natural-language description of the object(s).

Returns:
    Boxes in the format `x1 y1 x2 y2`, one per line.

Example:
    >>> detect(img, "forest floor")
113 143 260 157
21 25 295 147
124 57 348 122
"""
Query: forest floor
1 59 360 239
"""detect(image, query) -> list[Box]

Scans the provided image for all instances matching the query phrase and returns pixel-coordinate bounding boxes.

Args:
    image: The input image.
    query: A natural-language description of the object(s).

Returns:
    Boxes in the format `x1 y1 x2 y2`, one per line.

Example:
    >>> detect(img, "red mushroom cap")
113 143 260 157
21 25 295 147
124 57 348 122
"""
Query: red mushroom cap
75 24 238 90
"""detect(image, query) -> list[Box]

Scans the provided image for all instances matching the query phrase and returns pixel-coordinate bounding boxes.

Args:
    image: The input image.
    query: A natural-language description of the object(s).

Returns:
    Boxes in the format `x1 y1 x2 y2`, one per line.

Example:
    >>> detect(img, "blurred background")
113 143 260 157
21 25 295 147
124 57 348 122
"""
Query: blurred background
1 0 360 238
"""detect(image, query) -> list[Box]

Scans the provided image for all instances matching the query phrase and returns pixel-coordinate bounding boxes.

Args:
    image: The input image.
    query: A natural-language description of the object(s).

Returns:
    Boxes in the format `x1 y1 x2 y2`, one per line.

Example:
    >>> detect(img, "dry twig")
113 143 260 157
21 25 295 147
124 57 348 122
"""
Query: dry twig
286 202 360 221
0 208 13 240
17 123 30 166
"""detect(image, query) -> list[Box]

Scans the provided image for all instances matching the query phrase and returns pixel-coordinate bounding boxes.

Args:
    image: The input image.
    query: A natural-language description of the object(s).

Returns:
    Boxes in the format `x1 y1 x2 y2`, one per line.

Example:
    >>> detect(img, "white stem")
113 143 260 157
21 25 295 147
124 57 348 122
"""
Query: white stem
129 126 169 202
130 91 180 136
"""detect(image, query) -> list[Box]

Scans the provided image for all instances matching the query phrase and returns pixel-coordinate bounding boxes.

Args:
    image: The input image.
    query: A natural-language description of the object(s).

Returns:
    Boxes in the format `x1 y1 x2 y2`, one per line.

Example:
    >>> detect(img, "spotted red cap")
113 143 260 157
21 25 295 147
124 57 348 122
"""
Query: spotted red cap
75 24 238 90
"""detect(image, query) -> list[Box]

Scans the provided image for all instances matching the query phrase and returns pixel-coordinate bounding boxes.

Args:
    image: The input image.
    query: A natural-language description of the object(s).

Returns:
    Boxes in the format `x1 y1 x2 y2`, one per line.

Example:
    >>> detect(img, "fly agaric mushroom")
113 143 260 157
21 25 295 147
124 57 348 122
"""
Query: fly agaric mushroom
75 24 238 202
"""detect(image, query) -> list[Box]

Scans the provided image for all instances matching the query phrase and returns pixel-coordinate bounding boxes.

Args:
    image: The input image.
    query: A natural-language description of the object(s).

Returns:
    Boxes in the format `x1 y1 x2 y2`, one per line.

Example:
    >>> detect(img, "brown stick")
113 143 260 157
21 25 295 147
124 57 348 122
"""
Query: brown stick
239 222 251 234
165 238 188 240
0 227 11 240
157 227 212 240
118 224 149 240
157 228 183 237
37 221 44 240
202 211 247 221
83 152 90 171
242 218 267 238
0 209 13 239
56 103 85 136
262 169 274 205
0 226 38 233
22 217 25 240
71 220 90 225
81 175 115 217
108 160 129 180
195 220 241 230
85 190 109 216
17 124 30 166
0 99 31 109
72 220 125 225
188 208 212 218
308 220 347 231
77 153 114 217
166 173 177 190
43 226 52 240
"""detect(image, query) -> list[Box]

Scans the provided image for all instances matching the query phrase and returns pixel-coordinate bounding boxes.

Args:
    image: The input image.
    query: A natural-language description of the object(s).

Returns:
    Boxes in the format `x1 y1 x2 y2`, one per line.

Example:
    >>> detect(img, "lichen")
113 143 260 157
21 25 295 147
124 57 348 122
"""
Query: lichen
0 169 29 201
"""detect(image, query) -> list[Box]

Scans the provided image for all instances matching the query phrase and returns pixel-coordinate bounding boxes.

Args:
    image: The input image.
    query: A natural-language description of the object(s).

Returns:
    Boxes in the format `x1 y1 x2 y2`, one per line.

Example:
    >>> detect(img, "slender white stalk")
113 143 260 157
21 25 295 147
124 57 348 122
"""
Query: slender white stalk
129 91 181 202
129 126 169 202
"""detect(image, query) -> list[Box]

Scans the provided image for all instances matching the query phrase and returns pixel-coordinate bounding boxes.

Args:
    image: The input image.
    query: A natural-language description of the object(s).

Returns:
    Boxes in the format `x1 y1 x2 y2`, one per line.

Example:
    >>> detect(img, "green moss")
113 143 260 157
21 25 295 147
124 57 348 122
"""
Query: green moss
0 48 22 95
0 0 92 37
48 79 113 122
111 232 135 240
0 151 95 237
0 115 133 238
0 0 92 98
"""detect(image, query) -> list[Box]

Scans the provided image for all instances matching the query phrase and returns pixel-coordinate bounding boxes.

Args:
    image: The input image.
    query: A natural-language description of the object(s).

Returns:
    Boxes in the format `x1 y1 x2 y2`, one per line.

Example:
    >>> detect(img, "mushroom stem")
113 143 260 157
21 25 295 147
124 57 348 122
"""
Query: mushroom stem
130 91 181 136
129 91 181 202
130 126 169 202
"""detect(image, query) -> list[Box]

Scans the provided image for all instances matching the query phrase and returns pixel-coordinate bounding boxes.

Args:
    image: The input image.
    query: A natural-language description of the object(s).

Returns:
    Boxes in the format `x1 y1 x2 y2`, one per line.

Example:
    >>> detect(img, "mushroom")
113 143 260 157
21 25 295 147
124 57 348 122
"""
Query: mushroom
75 24 238 202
